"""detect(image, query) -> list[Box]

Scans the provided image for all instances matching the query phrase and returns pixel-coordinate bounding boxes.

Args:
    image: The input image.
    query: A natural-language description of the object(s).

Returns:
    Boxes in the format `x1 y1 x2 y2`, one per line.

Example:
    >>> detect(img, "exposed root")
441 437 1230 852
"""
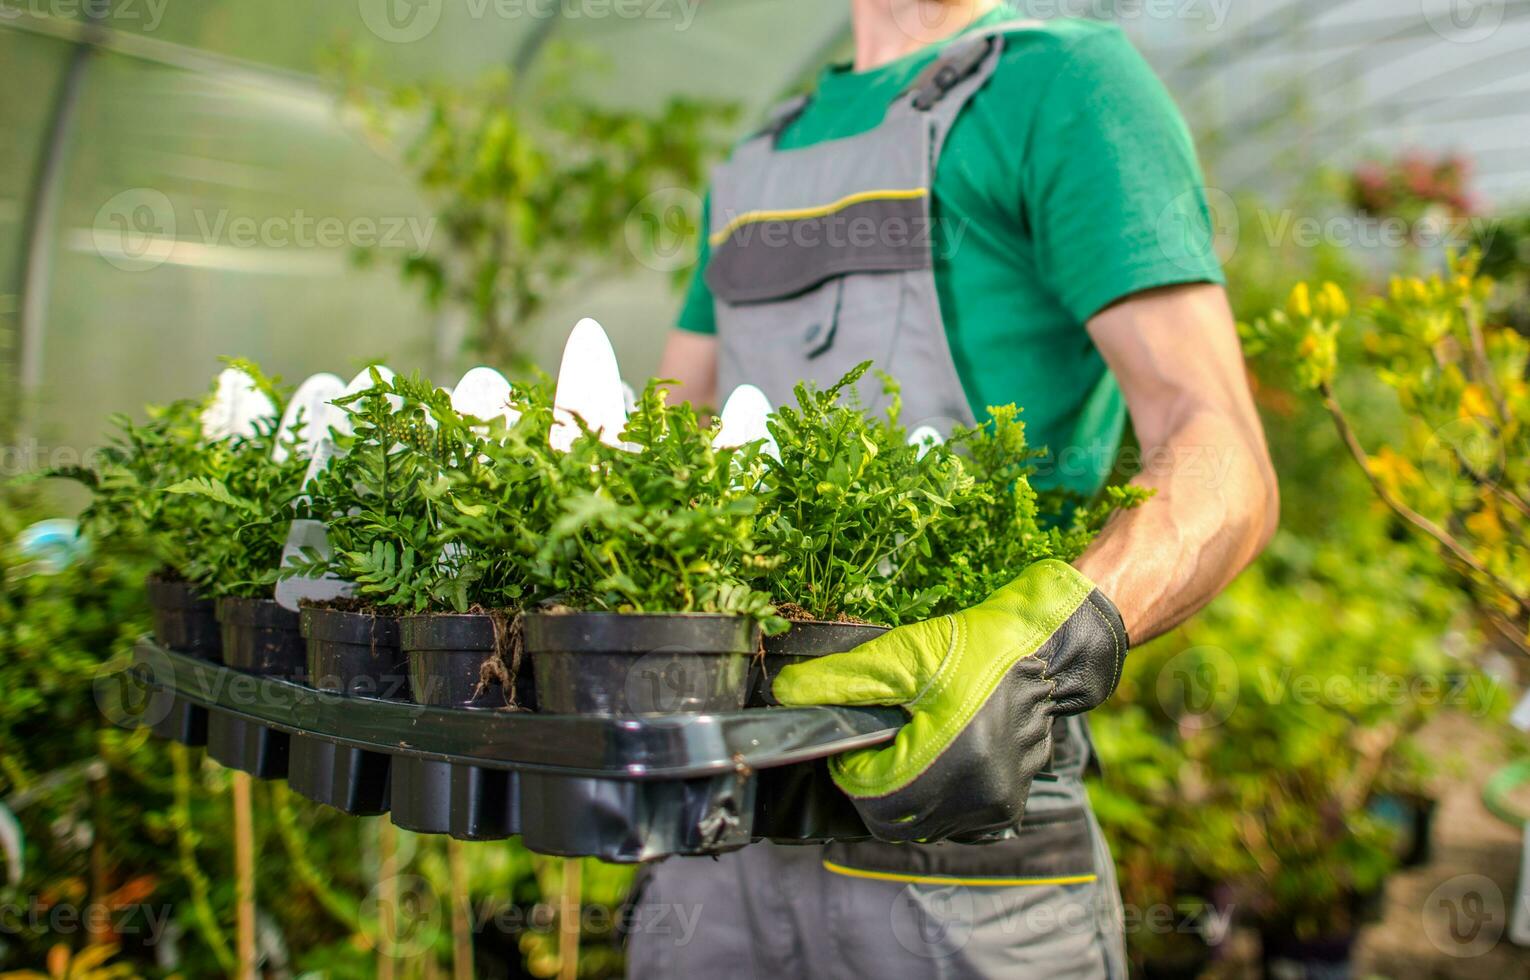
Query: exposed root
472 607 527 711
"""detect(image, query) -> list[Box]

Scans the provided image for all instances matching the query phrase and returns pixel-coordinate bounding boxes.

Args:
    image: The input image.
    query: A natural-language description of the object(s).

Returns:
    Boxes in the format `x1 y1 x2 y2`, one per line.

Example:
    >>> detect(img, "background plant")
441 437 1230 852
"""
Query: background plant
1348 150 1476 229
1241 252 1529 655
338 45 735 369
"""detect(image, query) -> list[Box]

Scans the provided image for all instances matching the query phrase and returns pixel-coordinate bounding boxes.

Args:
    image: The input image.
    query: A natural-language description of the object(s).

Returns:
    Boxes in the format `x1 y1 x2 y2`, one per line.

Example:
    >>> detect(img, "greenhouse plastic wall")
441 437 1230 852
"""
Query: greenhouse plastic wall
3 0 1528 466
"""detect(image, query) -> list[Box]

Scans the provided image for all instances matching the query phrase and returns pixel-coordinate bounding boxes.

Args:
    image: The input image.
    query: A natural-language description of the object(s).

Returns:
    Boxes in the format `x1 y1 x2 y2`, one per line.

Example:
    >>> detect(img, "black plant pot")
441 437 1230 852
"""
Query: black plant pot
207 597 306 779
392 612 527 839
144 576 223 747
747 620 889 708
217 597 306 679
525 612 757 716
1259 929 1356 980
401 613 533 710
288 607 407 815
751 620 889 843
146 575 223 658
304 606 408 700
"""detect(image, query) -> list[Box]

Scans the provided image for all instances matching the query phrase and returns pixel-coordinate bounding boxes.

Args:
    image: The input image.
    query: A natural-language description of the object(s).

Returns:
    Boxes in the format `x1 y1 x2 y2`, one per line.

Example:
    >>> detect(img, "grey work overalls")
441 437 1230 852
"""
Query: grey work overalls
625 22 1127 979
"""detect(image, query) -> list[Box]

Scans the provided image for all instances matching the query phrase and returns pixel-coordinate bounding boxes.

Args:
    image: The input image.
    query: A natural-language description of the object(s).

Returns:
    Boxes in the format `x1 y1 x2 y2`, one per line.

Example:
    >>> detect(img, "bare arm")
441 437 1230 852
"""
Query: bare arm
1074 283 1279 644
657 329 719 411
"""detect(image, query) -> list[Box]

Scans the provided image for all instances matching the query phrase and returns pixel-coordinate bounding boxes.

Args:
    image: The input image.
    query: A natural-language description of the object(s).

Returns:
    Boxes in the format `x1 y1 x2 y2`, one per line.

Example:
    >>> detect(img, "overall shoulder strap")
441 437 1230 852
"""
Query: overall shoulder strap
903 17 1044 112
735 94 812 157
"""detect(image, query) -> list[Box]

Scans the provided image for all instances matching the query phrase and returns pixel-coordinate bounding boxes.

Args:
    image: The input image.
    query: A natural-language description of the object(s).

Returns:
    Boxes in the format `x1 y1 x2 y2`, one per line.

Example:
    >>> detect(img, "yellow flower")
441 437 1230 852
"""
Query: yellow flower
1367 446 1421 496
1286 282 1313 320
1319 282 1350 318
1465 501 1505 547
1460 384 1495 421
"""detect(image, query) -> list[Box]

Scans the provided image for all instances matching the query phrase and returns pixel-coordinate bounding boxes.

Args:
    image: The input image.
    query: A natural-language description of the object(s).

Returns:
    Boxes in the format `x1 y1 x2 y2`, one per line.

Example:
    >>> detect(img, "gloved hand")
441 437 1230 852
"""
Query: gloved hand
772 559 1128 843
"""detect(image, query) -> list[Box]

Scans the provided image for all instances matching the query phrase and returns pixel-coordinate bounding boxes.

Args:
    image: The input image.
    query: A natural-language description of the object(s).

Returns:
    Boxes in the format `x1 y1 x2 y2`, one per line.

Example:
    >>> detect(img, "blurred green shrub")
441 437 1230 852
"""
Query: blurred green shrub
1243 254 1528 655
336 45 736 369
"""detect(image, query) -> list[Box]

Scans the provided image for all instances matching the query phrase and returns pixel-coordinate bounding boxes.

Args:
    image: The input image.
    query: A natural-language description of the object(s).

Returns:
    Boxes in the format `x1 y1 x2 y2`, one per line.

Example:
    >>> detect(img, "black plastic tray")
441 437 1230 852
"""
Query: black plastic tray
129 639 900 861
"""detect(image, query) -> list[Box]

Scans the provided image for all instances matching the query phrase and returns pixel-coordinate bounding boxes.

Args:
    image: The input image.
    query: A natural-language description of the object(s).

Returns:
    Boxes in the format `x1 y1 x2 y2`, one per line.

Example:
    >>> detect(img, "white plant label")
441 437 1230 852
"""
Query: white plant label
271 373 345 463
714 384 778 459
274 366 396 611
200 367 276 441
551 318 628 452
908 425 944 460
451 366 519 428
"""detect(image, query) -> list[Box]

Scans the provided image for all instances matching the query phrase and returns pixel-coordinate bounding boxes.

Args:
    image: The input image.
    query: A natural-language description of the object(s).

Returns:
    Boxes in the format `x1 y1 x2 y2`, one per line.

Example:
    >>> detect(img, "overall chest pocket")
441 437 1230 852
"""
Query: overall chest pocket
706 190 932 402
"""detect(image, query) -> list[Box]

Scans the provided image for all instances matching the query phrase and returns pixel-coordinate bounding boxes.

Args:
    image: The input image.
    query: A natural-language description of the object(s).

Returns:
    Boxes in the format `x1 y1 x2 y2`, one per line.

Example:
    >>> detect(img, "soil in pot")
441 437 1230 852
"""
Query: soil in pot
146 574 222 659
525 611 757 715
217 596 306 681
400 612 534 710
747 620 890 708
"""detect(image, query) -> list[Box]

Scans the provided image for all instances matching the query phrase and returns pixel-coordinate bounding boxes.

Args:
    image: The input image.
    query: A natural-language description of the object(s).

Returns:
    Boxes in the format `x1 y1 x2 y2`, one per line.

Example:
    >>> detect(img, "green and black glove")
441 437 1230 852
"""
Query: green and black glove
772 559 1128 843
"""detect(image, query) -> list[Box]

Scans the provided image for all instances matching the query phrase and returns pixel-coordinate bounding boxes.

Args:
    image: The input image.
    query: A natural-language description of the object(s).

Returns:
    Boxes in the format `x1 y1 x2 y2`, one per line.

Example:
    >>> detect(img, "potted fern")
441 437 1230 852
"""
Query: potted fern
520 381 785 715
747 364 1148 706
286 371 550 716
160 376 311 685
65 397 223 659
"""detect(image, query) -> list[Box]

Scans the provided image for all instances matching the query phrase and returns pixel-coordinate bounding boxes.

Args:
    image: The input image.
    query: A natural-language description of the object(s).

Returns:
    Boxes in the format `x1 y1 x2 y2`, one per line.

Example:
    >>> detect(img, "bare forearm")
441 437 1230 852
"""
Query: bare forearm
1075 283 1279 644
1075 402 1278 642
657 330 719 410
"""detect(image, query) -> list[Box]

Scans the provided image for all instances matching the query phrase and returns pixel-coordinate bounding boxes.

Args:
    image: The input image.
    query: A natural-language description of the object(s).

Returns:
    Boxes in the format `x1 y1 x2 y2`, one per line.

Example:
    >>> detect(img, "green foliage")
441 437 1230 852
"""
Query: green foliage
1243 253 1530 653
431 381 564 613
756 365 1146 624
1474 210 1530 334
55 367 307 597
158 420 310 597
338 45 735 368
533 381 783 630
61 399 204 575
286 372 492 613
1093 521 1497 942
751 364 976 625
918 405 1153 613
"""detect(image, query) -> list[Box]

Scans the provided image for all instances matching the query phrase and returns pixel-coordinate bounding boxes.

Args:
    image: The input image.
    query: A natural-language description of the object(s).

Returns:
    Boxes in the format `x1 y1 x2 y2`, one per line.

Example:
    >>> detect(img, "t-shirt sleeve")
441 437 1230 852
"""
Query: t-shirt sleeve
676 192 718 335
1022 28 1225 323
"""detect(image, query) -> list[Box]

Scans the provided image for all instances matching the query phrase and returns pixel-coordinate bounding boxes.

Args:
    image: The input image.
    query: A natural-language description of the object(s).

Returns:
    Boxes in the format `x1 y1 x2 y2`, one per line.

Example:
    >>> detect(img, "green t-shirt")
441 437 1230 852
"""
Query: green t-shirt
677 12 1224 494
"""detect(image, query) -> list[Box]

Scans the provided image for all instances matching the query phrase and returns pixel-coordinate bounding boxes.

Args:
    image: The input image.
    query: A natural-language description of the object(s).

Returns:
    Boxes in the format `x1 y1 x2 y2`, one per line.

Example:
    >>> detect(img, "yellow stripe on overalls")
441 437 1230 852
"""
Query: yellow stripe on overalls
821 859 1098 888
708 188 929 247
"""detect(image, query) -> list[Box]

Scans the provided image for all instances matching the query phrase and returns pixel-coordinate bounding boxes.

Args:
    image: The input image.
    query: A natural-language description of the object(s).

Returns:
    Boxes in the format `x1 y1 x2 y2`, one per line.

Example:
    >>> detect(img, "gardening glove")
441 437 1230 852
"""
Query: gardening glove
772 559 1128 843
